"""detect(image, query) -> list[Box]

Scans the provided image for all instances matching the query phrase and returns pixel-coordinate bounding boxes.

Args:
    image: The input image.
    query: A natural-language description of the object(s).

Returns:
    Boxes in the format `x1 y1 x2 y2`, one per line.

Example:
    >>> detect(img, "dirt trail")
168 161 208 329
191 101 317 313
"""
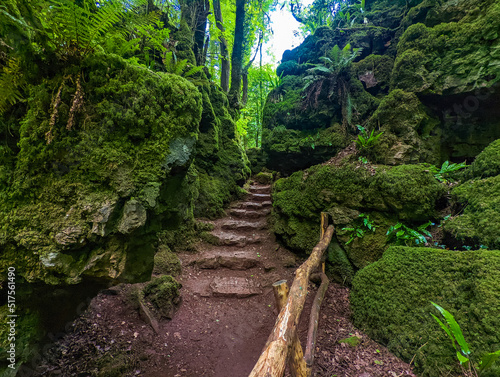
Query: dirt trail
34 182 416 377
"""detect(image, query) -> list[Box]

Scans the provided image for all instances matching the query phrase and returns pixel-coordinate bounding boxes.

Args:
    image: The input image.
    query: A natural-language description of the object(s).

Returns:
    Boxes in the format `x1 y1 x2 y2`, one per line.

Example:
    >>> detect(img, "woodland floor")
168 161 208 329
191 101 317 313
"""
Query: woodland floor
34 182 416 377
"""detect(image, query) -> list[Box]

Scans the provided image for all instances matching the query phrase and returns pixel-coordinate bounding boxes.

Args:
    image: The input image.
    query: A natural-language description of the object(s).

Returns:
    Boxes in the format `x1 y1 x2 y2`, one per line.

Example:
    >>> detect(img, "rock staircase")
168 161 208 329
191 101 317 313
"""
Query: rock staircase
181 183 276 298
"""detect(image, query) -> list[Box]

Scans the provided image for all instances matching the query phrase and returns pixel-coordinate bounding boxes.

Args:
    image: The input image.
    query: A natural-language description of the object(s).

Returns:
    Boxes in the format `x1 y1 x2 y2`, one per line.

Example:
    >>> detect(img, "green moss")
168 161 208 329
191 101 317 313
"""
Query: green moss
445 175 500 250
246 148 268 175
338 336 362 347
351 246 500 377
392 2 500 94
272 162 445 270
262 125 349 175
254 172 273 185
142 275 181 319
368 89 442 165
153 245 181 276
467 139 500 179
353 54 394 95
0 307 41 373
0 52 203 285
193 84 250 218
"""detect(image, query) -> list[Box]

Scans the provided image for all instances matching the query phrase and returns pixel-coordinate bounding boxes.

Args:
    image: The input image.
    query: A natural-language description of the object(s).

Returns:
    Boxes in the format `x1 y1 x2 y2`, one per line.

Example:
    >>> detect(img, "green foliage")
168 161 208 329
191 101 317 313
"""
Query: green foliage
430 161 467 183
342 213 376 245
302 43 361 127
431 302 500 375
431 302 471 367
267 71 283 89
162 51 205 79
356 124 383 151
386 221 433 246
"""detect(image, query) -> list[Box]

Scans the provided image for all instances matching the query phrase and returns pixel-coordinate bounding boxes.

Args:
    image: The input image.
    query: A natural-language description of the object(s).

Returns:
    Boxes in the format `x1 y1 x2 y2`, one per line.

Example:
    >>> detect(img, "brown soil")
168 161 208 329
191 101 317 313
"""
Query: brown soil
34 183 416 377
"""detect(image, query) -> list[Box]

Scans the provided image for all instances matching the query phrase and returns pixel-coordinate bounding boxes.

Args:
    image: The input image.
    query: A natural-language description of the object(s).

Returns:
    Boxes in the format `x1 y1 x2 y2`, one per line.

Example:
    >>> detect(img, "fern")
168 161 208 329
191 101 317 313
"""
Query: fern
47 0 125 58
0 58 25 114
163 51 204 79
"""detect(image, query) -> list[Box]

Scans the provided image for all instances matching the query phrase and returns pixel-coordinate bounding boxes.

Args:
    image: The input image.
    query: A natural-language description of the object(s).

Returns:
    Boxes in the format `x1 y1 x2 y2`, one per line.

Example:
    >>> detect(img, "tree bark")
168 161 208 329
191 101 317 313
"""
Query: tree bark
248 225 335 377
228 0 245 106
213 0 230 92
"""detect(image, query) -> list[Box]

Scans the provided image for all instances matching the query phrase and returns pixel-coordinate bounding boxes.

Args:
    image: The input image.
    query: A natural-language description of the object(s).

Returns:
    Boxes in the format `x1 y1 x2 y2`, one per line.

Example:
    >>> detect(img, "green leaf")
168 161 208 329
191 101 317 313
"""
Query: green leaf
431 302 471 356
479 350 500 372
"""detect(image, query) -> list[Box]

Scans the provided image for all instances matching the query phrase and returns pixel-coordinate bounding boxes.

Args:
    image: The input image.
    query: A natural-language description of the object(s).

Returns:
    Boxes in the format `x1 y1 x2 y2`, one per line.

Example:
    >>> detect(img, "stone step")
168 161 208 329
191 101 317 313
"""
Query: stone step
220 219 265 231
210 276 262 298
211 231 262 247
248 193 271 202
229 208 270 219
236 201 272 210
249 185 271 194
194 251 260 270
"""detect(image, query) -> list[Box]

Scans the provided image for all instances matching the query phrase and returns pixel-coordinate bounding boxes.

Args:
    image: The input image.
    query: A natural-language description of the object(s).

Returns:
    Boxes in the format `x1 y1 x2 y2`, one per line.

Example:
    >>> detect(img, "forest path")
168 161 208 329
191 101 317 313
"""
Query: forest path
34 182 416 377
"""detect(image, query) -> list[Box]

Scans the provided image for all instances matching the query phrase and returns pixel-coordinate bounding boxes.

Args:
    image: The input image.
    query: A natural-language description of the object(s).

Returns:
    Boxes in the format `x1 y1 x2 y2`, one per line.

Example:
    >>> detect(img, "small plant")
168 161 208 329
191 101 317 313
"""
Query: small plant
267 71 283 89
430 161 467 183
342 213 376 245
356 125 383 150
431 302 500 376
162 51 205 79
358 156 368 164
386 221 433 246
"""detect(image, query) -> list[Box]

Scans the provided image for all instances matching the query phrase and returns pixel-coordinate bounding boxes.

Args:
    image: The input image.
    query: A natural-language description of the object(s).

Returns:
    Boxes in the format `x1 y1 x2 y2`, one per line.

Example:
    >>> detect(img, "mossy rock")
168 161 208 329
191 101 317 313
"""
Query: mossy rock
367 89 441 165
351 246 500 377
194 84 250 218
262 125 349 175
466 139 500 179
353 54 394 96
0 52 203 285
153 245 181 276
246 148 268 175
392 2 500 95
142 275 181 319
254 172 273 185
445 174 500 250
272 162 445 271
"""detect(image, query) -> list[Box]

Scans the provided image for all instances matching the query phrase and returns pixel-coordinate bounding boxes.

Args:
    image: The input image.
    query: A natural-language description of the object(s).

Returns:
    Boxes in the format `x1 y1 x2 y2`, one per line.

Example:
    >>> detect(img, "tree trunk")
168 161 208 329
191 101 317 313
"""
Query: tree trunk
228 0 245 106
193 0 210 66
248 225 335 377
213 0 230 92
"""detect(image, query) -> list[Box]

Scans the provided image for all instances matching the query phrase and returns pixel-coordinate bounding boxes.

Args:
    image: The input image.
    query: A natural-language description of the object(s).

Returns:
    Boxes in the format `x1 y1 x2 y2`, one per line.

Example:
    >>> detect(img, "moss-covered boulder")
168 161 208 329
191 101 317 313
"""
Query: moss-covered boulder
142 275 181 319
367 89 441 165
153 245 182 276
0 53 202 286
351 246 500 377
272 162 445 272
445 175 500 250
467 138 500 179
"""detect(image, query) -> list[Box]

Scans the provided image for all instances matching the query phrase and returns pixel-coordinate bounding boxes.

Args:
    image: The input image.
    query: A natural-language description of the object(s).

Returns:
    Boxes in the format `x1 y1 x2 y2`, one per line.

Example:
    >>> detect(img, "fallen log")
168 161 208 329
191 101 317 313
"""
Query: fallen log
248 225 335 377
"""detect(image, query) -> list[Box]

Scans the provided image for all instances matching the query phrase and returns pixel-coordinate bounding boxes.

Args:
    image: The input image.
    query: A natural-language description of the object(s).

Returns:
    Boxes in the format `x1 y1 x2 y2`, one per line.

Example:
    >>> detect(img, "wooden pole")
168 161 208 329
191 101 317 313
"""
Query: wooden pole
304 272 329 368
272 281 308 377
304 212 330 370
248 225 335 377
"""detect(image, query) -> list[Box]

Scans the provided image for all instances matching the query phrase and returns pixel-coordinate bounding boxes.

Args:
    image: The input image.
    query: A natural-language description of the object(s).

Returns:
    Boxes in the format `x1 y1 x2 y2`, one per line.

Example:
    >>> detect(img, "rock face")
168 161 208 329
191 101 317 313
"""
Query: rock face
0 53 202 286
262 0 500 175
444 139 500 250
351 246 500 377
